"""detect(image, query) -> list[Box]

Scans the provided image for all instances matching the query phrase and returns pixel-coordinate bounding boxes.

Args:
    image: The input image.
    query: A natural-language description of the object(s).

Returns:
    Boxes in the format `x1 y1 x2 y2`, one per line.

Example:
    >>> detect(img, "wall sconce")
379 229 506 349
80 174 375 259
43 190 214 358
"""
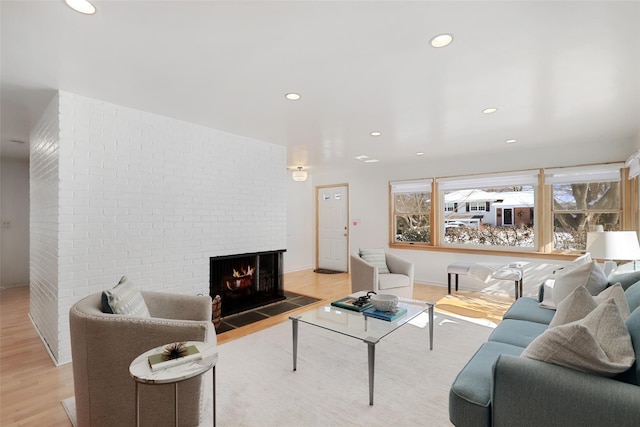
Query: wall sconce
292 166 308 182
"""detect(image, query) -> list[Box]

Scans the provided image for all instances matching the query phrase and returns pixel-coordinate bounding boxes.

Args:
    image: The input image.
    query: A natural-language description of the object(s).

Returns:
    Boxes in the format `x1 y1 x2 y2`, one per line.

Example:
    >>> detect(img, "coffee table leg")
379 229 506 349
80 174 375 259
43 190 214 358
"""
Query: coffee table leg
364 337 379 406
428 304 434 350
290 316 300 371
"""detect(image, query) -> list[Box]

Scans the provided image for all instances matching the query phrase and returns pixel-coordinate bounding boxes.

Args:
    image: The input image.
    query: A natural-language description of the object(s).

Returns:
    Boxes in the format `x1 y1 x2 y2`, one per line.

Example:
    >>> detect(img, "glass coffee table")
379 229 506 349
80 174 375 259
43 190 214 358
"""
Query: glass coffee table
289 293 434 405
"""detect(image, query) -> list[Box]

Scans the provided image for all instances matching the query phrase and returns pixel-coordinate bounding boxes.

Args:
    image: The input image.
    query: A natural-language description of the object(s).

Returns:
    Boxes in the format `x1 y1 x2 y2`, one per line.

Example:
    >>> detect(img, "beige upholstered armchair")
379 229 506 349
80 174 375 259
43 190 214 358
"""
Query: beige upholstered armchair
69 291 215 427
350 250 415 298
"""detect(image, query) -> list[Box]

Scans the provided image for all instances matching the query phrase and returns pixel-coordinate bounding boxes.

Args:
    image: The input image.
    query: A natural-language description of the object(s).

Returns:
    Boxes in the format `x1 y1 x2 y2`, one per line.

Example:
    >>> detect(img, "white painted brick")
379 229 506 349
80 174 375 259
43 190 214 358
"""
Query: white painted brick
30 90 286 365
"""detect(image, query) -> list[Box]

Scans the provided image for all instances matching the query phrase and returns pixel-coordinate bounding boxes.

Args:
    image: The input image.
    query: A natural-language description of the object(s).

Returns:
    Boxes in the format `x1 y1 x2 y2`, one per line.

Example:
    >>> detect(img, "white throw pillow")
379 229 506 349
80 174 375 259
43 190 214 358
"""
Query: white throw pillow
359 248 390 274
551 261 607 308
539 279 556 309
522 299 635 377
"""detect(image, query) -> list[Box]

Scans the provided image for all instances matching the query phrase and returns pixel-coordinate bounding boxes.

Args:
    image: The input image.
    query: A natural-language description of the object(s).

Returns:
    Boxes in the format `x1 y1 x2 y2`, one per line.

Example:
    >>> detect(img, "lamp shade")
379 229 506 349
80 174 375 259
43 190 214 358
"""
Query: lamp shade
586 231 640 260
292 167 307 182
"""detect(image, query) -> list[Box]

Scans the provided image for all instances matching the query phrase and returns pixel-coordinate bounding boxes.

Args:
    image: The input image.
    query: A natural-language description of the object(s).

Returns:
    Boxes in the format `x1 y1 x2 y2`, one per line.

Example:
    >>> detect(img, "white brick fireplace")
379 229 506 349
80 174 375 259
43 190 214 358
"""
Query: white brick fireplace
30 91 287 364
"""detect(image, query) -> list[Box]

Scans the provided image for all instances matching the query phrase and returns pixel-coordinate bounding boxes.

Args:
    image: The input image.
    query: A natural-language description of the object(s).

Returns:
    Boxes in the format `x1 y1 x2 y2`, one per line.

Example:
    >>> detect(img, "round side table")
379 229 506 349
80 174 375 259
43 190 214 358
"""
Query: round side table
129 341 218 427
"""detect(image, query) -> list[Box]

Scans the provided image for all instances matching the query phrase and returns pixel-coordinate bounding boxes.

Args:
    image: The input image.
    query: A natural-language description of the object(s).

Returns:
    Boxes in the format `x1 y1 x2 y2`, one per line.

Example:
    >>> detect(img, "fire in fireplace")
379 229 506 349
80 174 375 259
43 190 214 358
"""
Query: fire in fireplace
210 250 285 317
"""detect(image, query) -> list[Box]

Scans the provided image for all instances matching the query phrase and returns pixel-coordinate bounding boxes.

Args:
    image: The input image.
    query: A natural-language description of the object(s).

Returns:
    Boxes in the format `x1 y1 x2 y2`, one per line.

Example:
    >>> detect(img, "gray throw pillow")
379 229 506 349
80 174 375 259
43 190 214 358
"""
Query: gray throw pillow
549 284 630 328
522 299 635 377
549 286 596 328
102 276 151 317
359 248 390 274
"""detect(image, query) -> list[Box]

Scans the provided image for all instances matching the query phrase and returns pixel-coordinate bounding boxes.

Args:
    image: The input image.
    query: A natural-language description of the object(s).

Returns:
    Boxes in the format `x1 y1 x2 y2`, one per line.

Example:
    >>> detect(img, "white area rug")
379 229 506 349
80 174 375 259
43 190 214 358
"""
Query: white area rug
216 311 492 426
63 311 493 427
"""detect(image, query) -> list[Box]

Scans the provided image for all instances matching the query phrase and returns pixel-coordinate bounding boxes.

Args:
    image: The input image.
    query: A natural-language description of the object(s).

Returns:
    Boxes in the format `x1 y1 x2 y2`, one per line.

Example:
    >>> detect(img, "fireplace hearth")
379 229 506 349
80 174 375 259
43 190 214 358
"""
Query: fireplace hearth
210 250 286 317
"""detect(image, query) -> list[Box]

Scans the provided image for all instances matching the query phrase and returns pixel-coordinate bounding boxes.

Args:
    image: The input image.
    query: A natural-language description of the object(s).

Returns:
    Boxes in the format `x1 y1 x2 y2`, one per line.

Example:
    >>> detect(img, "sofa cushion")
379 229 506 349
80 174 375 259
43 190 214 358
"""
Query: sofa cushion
608 267 640 290
101 276 151 317
378 273 410 290
625 280 640 313
616 308 640 385
488 319 548 348
502 297 555 325
449 341 525 427
358 248 390 274
522 299 634 377
551 261 608 308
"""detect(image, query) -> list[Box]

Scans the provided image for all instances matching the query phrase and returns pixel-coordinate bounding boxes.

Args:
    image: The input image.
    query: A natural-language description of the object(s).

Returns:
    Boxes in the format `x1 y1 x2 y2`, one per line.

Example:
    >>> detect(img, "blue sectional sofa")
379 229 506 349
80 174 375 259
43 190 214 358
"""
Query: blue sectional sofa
449 265 640 427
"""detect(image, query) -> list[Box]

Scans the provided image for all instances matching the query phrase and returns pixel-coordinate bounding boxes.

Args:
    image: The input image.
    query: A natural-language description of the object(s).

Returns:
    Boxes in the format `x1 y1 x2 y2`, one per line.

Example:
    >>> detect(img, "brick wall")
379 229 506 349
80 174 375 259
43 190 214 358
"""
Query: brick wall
30 93 61 360
31 91 287 364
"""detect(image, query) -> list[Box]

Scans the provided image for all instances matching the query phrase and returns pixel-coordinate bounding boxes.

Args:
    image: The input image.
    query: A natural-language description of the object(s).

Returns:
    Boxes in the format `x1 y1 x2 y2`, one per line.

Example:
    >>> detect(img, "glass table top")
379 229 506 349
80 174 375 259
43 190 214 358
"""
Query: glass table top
293 296 433 342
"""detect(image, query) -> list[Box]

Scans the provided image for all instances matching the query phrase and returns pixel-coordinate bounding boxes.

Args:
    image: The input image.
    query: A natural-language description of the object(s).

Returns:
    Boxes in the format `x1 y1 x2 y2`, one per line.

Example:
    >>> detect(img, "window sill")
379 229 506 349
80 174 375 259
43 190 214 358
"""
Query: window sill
389 243 581 261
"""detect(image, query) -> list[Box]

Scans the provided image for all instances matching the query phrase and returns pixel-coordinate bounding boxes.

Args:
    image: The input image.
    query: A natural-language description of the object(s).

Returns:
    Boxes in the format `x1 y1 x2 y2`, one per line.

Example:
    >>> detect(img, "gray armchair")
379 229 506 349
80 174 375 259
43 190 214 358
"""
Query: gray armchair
350 251 415 298
69 291 215 427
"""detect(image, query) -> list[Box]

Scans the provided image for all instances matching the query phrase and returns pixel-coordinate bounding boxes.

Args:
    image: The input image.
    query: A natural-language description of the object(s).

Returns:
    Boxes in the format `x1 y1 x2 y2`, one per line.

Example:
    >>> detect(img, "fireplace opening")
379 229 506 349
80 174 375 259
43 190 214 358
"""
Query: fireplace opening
210 250 286 317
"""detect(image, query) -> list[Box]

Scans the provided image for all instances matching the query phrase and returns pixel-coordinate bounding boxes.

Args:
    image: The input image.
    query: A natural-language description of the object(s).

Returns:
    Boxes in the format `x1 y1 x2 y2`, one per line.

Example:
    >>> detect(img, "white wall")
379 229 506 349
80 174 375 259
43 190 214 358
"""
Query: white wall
0 158 30 288
284 175 314 272
30 91 287 364
303 137 637 295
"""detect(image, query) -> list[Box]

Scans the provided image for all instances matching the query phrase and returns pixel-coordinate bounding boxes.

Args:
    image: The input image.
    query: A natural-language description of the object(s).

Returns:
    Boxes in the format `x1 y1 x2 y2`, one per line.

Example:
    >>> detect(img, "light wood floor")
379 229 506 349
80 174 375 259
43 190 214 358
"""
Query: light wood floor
0 270 512 426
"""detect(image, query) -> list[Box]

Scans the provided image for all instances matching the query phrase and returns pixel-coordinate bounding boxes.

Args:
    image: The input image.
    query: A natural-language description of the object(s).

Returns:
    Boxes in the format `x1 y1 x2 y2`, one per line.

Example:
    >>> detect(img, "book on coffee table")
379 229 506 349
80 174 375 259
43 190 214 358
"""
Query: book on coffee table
331 296 372 312
362 307 408 322
148 344 202 371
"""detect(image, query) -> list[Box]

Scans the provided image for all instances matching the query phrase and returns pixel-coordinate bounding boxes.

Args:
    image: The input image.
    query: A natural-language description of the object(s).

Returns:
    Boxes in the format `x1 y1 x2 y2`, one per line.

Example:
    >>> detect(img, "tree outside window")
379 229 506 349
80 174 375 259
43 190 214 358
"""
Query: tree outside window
547 164 623 251
391 181 431 244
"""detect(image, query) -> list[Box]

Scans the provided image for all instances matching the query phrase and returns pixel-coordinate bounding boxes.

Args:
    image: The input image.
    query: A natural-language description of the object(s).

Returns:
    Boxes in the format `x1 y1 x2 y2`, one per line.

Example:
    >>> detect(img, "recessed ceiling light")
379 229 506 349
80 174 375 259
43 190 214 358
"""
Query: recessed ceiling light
364 159 380 163
430 34 454 48
285 93 301 101
416 152 424 156
370 131 382 137
482 107 498 114
65 0 96 14
506 139 517 144
355 155 369 160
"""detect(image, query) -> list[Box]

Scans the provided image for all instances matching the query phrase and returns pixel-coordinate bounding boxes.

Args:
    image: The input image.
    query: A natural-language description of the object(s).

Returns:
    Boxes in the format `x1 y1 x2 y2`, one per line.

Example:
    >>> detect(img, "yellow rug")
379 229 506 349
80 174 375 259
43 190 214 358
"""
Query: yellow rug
435 292 513 325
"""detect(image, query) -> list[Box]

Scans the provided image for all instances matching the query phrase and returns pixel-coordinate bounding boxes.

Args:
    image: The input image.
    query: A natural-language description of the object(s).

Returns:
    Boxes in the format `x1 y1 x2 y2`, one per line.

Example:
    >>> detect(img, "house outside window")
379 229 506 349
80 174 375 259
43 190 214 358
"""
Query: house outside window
547 164 623 251
391 180 432 244
437 171 539 248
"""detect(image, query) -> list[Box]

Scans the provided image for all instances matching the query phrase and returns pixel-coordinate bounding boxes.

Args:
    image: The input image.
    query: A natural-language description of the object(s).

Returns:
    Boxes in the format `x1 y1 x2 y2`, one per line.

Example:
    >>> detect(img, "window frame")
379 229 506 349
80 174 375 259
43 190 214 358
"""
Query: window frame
389 179 433 246
389 162 634 256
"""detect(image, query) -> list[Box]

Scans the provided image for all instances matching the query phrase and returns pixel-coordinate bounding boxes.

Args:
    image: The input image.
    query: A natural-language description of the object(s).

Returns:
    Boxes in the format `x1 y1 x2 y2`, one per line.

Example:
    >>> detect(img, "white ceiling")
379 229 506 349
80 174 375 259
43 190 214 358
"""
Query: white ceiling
2 1 640 173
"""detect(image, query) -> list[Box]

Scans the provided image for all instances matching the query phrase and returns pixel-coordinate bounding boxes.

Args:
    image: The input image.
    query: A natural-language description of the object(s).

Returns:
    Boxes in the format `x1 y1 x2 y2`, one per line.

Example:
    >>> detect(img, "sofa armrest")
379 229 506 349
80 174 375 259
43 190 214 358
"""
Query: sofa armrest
385 252 414 282
142 291 212 321
350 254 378 293
492 354 640 427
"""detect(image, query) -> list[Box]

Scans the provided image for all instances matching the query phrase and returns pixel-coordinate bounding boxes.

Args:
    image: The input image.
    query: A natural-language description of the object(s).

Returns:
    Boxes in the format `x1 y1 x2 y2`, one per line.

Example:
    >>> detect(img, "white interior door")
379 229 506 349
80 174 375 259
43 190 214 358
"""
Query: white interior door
317 185 348 272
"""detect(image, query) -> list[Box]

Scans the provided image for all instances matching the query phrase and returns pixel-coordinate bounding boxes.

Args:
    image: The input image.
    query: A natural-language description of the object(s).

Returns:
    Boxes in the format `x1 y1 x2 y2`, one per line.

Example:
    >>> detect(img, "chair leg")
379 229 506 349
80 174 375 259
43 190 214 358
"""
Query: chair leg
448 273 452 294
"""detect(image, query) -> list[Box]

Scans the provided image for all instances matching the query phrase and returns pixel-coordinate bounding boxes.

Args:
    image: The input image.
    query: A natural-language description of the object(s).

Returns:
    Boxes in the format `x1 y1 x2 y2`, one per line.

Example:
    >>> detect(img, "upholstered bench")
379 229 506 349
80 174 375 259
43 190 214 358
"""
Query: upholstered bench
447 262 473 294
447 262 524 299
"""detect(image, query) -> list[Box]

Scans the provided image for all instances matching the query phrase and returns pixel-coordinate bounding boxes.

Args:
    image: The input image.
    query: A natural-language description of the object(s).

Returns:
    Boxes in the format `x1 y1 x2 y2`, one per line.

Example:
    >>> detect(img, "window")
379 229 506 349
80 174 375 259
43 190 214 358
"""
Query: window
391 180 432 244
547 164 623 251
436 171 539 249
389 163 632 255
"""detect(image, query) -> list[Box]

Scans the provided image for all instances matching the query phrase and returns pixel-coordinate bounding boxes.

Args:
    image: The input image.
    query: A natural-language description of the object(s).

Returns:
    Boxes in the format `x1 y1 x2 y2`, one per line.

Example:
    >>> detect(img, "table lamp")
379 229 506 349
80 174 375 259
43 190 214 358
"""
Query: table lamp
585 231 640 275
